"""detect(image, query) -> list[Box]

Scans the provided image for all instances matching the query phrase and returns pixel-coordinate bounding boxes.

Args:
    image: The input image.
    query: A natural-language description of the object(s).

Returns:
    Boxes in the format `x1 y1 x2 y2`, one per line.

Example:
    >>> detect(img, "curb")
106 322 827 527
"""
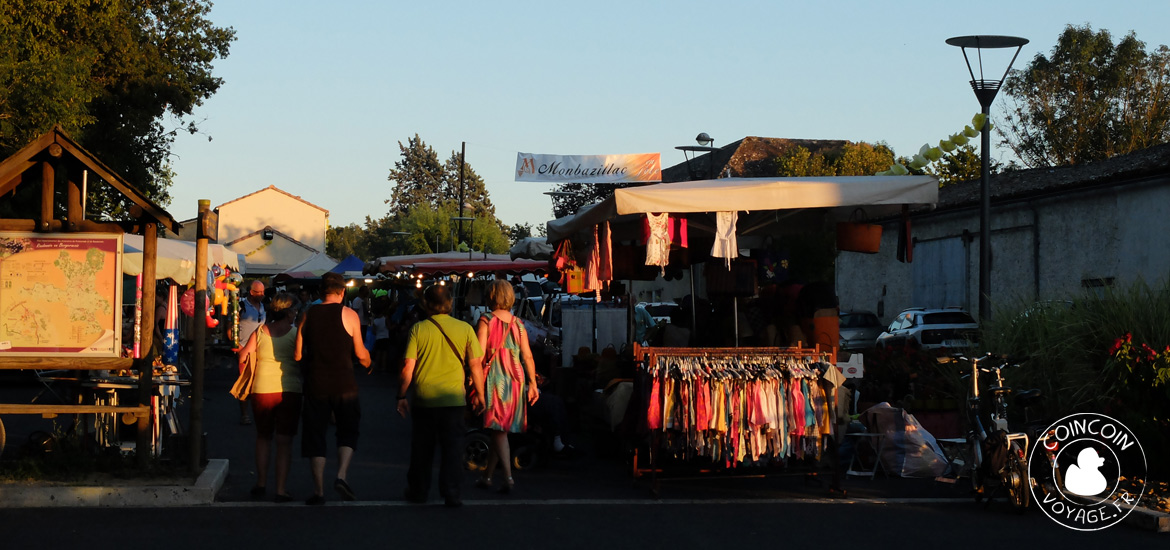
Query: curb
0 458 228 508
1120 500 1170 533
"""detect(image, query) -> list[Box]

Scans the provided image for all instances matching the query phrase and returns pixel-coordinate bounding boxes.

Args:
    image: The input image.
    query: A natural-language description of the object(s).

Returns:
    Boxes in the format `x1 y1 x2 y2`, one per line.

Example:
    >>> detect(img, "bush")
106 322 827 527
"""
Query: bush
980 279 1170 472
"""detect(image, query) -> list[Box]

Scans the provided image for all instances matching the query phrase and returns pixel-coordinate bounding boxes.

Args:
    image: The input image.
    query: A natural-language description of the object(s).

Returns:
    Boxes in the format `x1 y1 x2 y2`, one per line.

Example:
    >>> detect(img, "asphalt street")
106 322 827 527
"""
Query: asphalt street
1 358 1164 547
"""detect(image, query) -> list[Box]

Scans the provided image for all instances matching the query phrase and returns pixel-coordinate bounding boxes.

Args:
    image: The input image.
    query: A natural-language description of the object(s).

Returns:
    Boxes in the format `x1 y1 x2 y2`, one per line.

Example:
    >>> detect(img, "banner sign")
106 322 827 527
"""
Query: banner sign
515 152 661 184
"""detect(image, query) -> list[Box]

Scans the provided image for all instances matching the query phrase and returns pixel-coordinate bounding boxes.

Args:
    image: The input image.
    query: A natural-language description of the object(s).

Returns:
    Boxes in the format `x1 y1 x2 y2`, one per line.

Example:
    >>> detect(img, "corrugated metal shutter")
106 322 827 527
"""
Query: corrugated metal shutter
912 237 968 309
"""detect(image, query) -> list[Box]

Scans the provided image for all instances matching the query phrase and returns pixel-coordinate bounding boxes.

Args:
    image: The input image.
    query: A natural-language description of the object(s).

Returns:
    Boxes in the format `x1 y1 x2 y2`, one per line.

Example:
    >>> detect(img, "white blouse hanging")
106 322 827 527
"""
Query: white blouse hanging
710 211 738 266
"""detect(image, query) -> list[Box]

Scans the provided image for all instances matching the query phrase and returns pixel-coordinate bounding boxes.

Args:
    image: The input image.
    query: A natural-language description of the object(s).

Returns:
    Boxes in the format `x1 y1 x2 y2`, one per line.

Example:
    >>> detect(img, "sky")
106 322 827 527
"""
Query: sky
165 0 1170 233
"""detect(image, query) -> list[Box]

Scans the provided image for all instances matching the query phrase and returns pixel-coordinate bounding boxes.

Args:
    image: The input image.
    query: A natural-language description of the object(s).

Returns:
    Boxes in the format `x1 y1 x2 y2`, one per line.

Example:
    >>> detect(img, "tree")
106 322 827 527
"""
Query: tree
1000 24 1170 167
0 0 235 217
924 144 1001 186
386 134 445 214
386 135 505 243
773 142 895 177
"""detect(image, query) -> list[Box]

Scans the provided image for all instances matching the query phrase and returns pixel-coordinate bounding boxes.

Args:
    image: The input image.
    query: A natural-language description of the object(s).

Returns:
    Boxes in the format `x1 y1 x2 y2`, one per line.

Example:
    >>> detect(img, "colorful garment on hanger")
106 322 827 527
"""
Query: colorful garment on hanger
638 351 835 466
599 221 613 281
645 213 671 270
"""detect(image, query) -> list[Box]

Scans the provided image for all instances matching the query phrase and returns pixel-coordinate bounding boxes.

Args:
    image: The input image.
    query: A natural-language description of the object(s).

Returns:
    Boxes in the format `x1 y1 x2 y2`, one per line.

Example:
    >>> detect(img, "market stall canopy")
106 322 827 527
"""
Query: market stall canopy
547 175 939 242
373 251 513 273
283 251 338 276
329 254 365 274
122 234 244 284
613 176 938 214
508 237 554 261
409 258 549 277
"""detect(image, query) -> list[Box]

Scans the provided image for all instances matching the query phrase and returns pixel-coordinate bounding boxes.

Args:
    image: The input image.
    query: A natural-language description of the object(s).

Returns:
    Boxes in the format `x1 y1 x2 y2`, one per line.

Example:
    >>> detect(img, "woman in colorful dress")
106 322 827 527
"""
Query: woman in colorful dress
475 279 539 493
237 292 302 502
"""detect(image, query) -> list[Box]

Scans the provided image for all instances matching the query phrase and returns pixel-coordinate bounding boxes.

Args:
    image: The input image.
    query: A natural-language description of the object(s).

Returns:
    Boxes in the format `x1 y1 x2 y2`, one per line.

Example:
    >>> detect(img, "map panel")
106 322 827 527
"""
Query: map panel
0 232 122 356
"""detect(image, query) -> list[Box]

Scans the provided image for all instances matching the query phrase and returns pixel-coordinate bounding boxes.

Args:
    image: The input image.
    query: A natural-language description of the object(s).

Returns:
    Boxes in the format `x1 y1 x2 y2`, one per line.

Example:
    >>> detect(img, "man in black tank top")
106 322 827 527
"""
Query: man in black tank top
295 272 371 505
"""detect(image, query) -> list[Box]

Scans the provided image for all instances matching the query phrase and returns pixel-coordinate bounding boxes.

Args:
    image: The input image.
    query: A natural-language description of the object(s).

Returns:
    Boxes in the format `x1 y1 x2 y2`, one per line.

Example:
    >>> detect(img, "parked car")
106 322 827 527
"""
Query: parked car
876 307 979 351
838 310 883 351
638 302 679 325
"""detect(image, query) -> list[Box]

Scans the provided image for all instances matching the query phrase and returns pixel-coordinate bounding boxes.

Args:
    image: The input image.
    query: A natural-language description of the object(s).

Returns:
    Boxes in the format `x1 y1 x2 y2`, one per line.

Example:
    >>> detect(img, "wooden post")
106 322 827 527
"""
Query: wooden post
40 161 54 231
189 200 209 473
137 221 158 467
66 176 82 230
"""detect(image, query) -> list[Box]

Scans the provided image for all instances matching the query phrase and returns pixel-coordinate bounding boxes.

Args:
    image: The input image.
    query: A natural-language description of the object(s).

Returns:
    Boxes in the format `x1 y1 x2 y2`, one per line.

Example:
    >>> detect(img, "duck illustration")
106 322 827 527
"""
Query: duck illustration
1064 447 1108 496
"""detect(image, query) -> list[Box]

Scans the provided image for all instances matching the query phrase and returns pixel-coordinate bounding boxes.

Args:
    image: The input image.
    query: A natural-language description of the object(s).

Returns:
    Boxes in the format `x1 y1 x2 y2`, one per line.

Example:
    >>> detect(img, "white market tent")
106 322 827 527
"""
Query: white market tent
122 234 244 285
548 175 939 241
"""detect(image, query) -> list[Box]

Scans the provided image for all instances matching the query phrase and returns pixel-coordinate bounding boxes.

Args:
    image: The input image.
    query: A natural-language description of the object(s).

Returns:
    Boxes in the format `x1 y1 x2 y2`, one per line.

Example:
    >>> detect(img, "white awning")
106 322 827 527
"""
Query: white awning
122 234 244 284
613 176 938 214
547 175 938 241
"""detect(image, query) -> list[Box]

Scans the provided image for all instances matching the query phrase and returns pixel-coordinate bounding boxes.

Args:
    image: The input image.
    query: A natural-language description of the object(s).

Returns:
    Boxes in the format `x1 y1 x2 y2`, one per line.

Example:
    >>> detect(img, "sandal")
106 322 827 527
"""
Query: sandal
497 477 514 495
474 477 492 489
250 485 266 498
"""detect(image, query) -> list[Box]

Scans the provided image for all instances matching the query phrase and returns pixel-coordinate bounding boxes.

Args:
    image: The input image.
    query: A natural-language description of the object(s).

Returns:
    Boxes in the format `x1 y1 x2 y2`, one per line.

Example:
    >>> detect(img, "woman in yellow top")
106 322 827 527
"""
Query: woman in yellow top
238 292 302 502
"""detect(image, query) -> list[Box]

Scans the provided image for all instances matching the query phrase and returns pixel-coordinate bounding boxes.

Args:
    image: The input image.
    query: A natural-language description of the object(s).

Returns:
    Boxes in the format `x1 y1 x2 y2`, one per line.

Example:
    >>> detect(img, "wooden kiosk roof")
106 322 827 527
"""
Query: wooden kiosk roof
0 127 183 454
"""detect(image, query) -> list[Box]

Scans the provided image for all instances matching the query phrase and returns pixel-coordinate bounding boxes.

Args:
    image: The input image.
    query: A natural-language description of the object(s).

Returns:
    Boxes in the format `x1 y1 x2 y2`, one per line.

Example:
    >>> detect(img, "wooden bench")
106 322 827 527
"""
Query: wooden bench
0 357 152 419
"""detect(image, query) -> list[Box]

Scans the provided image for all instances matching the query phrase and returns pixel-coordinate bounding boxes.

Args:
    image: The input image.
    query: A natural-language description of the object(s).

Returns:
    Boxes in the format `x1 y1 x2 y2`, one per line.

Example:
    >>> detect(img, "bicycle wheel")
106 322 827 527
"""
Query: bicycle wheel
1007 441 1030 509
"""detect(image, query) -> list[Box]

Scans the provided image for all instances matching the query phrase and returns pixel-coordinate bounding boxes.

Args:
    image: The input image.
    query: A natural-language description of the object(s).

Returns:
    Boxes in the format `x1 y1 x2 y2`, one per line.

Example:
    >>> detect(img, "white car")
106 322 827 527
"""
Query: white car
876 307 979 351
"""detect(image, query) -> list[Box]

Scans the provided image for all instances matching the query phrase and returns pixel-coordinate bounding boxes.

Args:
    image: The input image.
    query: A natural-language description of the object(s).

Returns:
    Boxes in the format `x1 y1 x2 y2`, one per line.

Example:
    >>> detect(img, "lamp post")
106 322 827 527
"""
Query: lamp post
390 231 411 256
674 133 720 342
674 132 719 181
946 35 1028 322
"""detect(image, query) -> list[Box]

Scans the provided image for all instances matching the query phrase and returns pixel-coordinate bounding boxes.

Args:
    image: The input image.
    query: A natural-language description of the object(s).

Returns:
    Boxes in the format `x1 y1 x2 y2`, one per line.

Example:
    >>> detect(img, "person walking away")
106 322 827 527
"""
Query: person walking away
397 284 485 507
371 298 392 373
295 272 371 505
474 280 539 493
236 280 267 425
236 293 302 502
351 285 370 338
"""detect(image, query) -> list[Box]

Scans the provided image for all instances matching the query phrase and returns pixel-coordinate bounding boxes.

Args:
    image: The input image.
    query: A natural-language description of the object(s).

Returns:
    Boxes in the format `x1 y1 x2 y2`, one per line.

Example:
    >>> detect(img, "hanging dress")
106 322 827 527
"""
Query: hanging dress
711 211 739 267
479 312 528 433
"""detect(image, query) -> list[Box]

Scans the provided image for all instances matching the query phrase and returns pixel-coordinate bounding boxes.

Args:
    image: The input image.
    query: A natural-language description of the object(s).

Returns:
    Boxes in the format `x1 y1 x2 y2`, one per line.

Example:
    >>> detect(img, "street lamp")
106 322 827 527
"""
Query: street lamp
675 132 719 180
947 35 1028 323
390 231 411 255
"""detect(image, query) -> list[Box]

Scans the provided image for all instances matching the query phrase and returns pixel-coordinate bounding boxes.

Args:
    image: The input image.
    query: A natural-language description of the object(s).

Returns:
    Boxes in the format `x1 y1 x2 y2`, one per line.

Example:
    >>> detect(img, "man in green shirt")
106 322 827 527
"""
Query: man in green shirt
397 284 485 507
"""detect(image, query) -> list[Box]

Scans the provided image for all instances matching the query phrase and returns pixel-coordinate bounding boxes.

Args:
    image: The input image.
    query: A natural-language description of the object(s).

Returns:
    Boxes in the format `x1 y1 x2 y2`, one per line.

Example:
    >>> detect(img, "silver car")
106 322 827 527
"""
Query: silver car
838 311 883 351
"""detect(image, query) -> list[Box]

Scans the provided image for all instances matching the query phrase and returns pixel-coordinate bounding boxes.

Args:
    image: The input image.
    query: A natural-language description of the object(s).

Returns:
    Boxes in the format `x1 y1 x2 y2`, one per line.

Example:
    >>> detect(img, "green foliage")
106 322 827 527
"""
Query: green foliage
924 144 1000 186
1000 24 1170 168
386 135 495 220
980 280 1170 467
773 142 895 177
0 0 235 216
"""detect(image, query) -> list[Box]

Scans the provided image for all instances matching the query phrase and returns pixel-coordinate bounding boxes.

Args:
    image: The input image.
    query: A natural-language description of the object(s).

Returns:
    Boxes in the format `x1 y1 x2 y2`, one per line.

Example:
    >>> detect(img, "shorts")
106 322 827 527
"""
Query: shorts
301 393 361 458
252 392 302 439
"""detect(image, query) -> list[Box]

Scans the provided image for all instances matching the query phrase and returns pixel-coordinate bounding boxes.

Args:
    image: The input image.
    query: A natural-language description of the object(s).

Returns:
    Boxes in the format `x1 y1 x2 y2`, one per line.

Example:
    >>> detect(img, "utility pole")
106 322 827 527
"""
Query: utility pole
458 141 466 245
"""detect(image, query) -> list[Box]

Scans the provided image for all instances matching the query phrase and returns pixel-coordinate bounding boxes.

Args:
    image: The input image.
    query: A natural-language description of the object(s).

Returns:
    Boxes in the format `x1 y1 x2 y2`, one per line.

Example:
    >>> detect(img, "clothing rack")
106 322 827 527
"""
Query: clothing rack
630 343 844 497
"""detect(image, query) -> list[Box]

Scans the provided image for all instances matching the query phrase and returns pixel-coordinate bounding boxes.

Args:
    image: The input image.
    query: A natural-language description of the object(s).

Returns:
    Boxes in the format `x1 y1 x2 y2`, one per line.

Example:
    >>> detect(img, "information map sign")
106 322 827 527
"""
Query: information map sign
0 232 123 357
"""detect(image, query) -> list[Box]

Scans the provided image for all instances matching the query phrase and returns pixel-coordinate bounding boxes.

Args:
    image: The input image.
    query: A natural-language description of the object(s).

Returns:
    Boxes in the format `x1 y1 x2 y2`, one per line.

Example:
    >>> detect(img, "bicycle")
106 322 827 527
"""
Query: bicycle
957 353 1031 509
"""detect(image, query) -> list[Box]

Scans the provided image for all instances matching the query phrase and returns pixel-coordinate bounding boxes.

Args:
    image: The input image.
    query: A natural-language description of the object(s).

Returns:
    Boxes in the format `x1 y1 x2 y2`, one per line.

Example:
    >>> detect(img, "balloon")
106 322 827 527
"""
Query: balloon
180 287 196 316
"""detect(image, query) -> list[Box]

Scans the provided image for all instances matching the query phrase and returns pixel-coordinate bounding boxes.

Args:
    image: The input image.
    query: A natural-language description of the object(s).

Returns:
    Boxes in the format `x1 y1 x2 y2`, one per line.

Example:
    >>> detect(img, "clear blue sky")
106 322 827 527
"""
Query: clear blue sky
166 0 1170 234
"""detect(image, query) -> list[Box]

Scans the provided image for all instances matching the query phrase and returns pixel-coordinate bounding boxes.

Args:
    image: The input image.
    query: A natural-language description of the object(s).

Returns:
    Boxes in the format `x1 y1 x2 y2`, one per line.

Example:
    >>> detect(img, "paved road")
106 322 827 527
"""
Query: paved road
1 362 1164 546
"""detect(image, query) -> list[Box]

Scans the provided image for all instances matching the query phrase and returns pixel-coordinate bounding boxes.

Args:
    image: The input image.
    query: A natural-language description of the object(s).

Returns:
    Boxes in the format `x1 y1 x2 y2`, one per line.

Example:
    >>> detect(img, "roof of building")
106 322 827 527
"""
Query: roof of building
216 184 330 215
225 225 319 253
661 136 852 182
936 143 1170 211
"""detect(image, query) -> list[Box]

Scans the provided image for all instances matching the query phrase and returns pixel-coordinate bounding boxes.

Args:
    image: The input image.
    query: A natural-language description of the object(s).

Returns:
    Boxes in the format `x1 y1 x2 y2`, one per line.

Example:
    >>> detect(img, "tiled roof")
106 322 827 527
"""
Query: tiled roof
936 143 1170 211
217 185 330 215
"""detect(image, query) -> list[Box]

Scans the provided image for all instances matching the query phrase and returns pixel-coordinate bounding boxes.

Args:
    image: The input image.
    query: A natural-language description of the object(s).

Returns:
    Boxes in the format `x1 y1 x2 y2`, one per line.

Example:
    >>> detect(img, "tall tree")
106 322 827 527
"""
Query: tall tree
386 134 445 214
1000 25 1170 167
0 0 234 217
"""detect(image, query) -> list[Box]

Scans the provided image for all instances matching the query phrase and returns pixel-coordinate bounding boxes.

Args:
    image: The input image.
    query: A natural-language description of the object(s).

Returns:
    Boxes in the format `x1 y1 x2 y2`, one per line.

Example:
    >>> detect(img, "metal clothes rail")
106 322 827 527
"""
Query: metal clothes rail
630 343 843 497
